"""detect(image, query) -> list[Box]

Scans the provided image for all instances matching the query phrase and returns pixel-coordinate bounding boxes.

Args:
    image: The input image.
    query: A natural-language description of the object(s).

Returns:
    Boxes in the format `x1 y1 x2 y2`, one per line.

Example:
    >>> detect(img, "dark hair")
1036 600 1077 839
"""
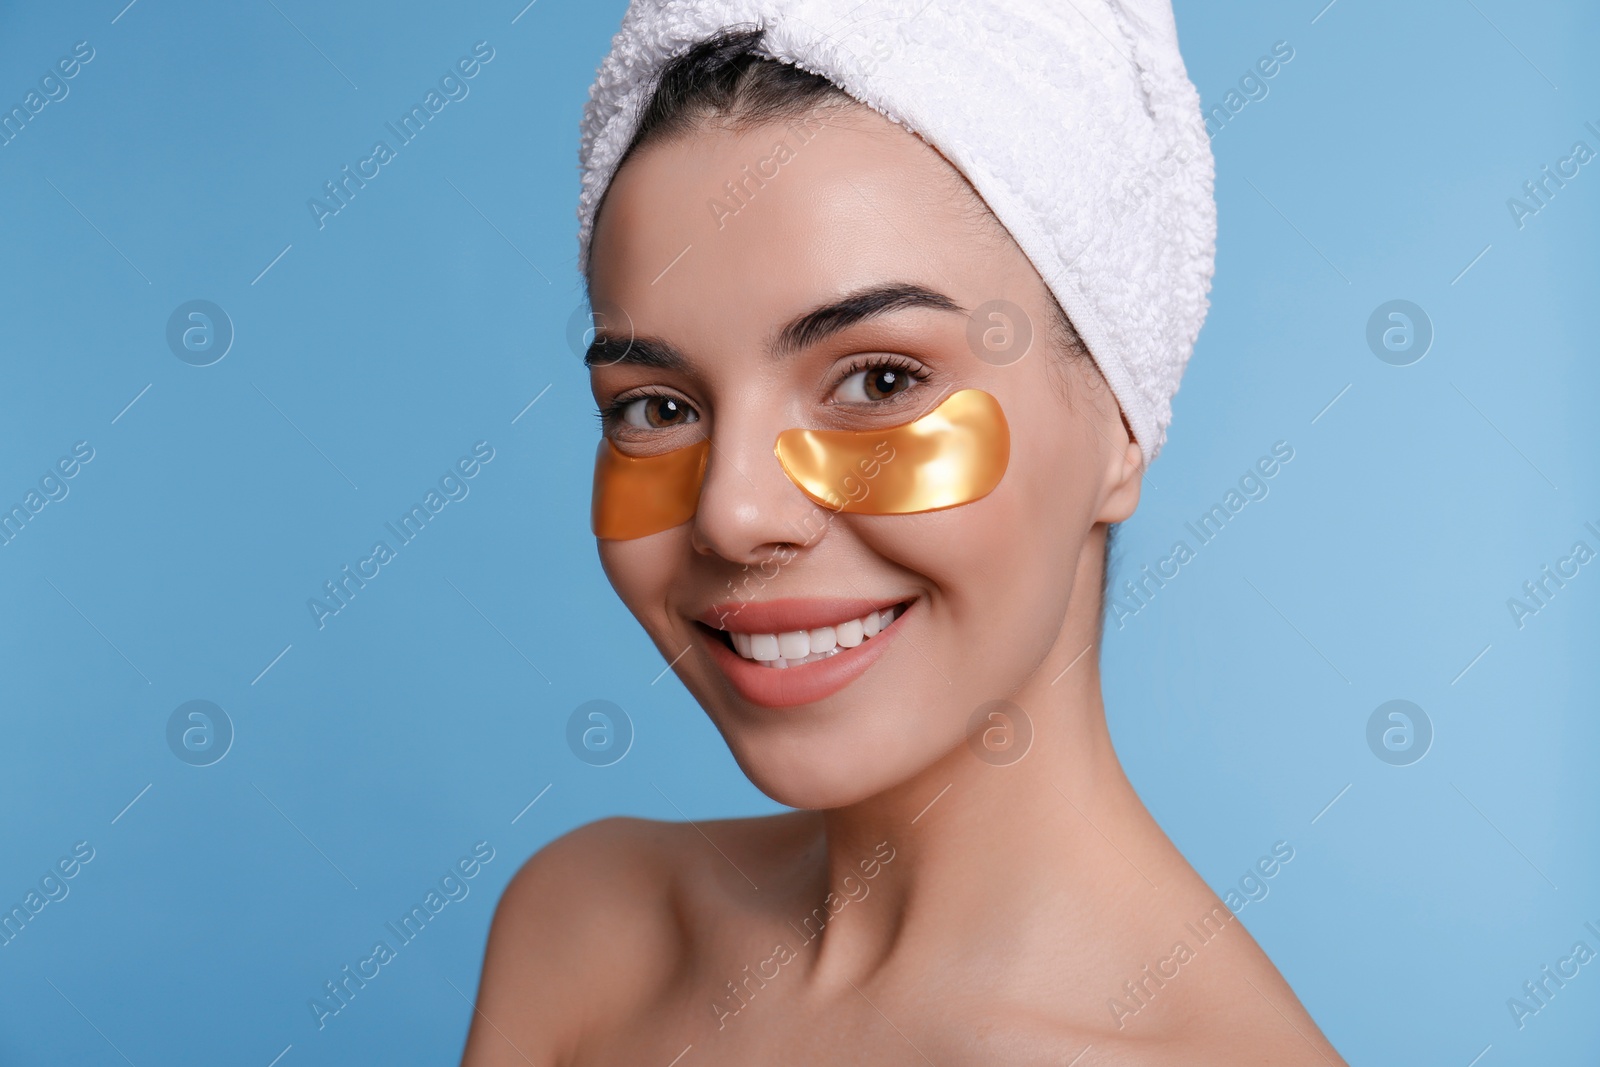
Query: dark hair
601 27 1121 633
620 27 848 160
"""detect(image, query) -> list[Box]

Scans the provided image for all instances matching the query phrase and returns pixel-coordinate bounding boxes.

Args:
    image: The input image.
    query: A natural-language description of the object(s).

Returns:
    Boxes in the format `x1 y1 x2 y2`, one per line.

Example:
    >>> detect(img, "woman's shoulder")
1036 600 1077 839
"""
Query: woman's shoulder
460 811 816 1066
497 809 817 907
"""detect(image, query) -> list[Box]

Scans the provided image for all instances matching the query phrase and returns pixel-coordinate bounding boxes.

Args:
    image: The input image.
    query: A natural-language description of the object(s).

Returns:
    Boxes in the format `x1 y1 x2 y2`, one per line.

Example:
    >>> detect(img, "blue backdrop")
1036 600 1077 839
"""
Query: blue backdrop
2 1 1596 1063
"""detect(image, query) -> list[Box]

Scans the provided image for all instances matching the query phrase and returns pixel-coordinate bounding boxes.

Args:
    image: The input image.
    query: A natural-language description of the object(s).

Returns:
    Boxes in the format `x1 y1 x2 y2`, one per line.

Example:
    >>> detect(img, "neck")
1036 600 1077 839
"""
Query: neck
804 554 1188 989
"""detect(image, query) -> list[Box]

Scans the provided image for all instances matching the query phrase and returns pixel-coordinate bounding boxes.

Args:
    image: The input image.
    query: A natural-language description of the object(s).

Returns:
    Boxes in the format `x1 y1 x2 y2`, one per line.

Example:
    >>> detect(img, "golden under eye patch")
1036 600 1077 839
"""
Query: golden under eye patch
774 388 1009 513
591 389 1008 539
590 436 710 541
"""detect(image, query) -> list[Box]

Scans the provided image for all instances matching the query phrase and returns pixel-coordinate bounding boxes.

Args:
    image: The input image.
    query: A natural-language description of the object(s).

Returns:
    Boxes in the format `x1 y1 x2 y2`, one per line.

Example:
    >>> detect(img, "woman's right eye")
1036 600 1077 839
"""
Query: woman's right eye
616 395 699 430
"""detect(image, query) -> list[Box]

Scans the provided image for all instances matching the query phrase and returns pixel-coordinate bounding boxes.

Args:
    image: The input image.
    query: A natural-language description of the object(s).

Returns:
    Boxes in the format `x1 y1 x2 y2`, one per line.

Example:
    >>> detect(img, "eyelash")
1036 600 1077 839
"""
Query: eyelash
595 394 680 430
594 354 931 431
832 353 929 405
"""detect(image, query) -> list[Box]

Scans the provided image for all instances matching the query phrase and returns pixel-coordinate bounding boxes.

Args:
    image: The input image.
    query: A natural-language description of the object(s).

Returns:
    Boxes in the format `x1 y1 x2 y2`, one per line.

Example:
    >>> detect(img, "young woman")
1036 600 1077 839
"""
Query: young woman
463 9 1344 1065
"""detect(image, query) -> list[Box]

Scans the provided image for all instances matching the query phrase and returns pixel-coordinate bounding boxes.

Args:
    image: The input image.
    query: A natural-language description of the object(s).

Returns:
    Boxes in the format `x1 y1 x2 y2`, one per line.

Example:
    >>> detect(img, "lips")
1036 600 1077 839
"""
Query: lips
697 596 905 634
692 596 913 708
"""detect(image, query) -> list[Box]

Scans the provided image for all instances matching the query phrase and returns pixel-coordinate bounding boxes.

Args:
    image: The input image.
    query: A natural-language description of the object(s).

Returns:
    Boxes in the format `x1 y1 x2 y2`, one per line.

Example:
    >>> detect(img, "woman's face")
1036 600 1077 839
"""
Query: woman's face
586 104 1142 809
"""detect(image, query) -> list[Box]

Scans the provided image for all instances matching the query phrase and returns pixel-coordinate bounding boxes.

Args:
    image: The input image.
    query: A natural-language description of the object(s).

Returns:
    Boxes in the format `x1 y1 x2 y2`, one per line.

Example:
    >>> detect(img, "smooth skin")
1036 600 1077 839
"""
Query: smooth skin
462 103 1345 1066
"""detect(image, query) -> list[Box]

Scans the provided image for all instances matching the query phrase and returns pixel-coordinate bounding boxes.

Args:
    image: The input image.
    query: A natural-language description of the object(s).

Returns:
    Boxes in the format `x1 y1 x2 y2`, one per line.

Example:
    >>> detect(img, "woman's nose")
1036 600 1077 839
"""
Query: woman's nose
689 416 830 564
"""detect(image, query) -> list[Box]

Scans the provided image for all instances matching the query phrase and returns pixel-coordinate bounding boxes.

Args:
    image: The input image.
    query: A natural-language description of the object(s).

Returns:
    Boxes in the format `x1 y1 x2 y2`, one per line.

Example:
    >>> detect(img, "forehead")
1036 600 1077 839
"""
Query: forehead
586 108 1011 341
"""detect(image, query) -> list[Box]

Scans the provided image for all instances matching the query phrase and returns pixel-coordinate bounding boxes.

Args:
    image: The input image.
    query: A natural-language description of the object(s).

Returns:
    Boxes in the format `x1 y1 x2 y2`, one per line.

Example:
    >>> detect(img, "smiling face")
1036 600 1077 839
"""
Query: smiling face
585 103 1143 810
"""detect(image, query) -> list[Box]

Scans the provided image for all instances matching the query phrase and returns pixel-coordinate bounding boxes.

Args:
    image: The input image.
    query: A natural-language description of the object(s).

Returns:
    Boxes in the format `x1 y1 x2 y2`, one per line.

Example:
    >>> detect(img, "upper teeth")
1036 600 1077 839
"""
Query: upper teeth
729 605 902 668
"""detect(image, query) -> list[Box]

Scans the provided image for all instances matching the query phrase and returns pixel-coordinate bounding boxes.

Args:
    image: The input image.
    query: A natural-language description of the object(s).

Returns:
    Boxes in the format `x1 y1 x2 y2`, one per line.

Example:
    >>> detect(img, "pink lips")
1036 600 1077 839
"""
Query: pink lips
693 597 913 709
698 596 904 634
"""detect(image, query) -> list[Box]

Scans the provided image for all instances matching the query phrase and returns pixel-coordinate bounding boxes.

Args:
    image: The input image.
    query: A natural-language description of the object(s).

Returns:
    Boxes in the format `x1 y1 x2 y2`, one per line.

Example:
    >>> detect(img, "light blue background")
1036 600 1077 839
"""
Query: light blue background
1 1 1596 1063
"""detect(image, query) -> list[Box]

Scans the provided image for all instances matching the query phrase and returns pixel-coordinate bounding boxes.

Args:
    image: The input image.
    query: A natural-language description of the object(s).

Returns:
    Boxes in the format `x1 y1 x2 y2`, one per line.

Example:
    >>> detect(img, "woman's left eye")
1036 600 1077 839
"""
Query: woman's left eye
616 395 698 429
832 361 920 404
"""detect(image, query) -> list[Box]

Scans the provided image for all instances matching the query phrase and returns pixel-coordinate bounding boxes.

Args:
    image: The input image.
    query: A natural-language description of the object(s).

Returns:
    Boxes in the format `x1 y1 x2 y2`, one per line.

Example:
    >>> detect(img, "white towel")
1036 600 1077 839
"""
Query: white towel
575 0 1216 464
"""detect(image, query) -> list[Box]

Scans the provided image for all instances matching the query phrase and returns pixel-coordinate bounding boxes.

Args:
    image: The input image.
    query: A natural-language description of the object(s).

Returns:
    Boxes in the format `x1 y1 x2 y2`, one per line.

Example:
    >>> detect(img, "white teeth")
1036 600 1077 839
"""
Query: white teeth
808 626 837 654
777 631 809 660
749 632 780 661
725 605 902 667
835 618 864 648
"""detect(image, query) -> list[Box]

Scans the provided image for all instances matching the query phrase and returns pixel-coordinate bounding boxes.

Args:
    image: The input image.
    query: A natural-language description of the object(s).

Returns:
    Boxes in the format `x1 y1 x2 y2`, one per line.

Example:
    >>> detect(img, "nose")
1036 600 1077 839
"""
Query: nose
689 412 830 565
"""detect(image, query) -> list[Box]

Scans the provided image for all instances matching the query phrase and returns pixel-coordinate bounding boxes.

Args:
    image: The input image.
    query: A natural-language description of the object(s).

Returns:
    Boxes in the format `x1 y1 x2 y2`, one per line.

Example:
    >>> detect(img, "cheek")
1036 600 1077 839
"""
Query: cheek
851 479 1071 647
597 538 682 627
846 414 1096 689
856 417 1090 593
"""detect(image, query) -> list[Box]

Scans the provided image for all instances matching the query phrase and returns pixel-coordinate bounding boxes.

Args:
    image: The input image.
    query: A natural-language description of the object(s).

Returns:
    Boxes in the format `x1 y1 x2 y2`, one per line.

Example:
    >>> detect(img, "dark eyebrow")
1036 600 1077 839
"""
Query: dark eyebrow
771 283 966 358
583 282 965 370
584 335 687 371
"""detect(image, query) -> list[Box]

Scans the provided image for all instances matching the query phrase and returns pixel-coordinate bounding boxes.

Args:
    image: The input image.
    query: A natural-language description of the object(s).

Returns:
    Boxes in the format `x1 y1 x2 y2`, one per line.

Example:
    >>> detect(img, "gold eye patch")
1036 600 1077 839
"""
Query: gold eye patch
591 389 1008 540
590 436 710 541
773 388 1009 513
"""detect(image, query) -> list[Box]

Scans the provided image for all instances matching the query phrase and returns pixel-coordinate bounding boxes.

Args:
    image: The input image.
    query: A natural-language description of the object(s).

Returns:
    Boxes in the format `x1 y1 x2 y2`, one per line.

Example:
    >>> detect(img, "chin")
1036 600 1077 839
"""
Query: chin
717 726 939 811
694 680 970 815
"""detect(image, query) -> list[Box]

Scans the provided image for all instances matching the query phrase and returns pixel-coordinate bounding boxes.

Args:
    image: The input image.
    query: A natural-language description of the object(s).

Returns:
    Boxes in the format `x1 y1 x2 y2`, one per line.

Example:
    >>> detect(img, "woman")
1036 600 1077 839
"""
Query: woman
464 4 1345 1063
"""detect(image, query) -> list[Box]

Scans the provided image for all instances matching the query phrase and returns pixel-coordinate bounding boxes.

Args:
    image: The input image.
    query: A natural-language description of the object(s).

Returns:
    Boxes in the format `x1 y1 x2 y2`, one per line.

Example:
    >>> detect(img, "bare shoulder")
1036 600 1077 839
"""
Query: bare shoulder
1101 893 1348 1066
459 816 687 1066
459 812 816 1067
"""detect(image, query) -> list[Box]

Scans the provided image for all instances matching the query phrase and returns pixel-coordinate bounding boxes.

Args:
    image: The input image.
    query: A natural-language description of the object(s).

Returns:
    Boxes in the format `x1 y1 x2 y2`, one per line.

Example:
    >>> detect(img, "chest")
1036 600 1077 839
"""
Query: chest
565 970 1108 1067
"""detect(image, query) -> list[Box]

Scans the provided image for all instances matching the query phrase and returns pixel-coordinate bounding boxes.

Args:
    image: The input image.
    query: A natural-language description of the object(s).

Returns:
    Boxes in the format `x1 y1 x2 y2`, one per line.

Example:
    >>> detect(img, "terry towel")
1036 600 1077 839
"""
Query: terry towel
575 0 1216 464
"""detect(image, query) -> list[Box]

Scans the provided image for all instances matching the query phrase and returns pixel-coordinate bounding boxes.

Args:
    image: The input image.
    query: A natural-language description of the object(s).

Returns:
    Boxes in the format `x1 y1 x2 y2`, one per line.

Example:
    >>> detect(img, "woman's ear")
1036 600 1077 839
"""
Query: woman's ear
1097 411 1144 525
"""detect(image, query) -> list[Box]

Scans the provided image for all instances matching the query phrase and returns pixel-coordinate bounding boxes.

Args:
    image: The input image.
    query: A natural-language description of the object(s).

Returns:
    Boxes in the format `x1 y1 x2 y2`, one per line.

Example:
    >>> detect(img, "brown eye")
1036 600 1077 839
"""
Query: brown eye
834 363 917 404
619 395 698 430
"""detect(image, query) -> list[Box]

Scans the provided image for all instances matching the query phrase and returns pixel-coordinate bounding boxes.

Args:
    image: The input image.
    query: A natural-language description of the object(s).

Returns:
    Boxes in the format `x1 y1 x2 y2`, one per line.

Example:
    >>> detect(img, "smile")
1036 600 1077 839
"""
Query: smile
692 597 914 708
720 604 905 669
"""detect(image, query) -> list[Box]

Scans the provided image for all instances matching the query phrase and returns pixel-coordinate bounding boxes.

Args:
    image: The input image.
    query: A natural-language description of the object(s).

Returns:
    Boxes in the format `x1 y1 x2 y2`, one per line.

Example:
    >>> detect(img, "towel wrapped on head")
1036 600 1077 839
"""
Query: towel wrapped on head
576 0 1216 464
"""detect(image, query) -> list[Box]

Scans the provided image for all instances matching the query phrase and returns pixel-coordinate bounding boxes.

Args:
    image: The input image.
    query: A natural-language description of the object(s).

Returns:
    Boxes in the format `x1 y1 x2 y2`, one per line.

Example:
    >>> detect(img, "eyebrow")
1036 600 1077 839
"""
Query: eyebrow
583 282 966 370
771 282 966 357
